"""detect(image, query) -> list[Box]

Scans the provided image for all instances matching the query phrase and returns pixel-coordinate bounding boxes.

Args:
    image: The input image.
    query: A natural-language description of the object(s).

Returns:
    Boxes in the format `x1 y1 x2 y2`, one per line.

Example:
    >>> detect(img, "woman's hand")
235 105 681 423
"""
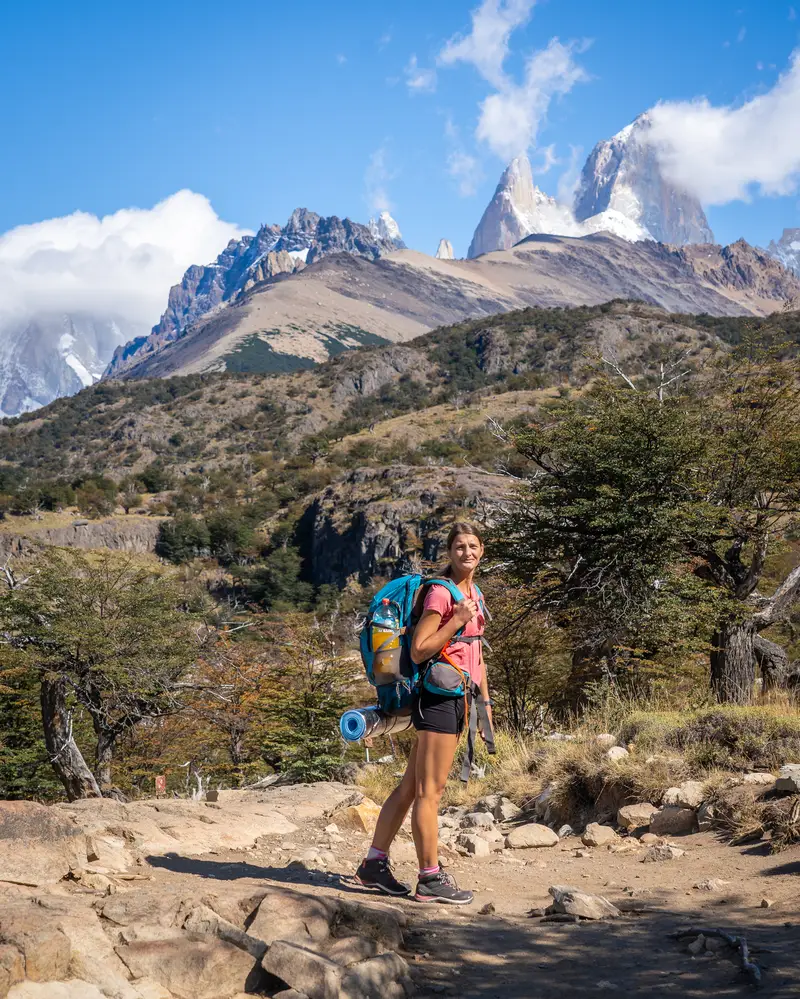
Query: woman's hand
453 598 478 627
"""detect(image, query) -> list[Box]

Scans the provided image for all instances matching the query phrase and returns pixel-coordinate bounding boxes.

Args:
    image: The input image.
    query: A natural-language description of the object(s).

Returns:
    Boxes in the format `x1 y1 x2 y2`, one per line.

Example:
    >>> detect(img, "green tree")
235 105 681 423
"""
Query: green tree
0 550 201 798
259 616 356 781
156 515 211 563
495 341 800 705
240 546 313 610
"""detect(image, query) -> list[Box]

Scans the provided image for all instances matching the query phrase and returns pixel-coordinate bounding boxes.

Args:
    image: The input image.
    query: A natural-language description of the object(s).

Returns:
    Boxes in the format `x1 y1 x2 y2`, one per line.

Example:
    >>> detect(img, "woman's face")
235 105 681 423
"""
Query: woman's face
449 533 484 574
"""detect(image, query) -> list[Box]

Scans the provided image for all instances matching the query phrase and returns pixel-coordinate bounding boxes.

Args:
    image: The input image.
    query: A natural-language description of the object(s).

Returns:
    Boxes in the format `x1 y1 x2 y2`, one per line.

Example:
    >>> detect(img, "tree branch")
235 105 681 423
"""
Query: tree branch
754 564 800 628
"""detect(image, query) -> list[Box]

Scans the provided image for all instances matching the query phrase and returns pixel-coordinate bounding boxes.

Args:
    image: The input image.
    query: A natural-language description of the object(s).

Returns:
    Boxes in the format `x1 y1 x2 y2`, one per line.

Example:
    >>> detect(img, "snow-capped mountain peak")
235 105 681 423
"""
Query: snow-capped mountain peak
766 228 800 277
573 113 713 245
368 210 405 249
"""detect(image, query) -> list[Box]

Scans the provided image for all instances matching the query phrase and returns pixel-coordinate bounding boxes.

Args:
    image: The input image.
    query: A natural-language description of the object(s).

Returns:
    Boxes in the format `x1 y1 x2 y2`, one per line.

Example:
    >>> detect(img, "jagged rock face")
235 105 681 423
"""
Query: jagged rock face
368 210 405 249
435 239 455 260
301 465 509 586
106 209 400 378
767 228 800 277
468 155 576 258
0 312 133 417
574 114 714 245
467 154 650 258
681 239 800 300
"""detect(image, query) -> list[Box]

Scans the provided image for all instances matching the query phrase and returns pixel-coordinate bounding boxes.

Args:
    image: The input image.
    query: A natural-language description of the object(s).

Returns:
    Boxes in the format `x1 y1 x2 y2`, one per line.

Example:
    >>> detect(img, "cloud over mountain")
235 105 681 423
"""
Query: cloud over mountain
648 50 800 204
0 190 246 328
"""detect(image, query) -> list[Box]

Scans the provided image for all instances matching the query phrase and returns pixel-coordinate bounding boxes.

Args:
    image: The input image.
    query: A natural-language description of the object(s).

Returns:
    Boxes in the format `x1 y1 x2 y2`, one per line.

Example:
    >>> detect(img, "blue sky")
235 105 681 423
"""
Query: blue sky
2 0 800 261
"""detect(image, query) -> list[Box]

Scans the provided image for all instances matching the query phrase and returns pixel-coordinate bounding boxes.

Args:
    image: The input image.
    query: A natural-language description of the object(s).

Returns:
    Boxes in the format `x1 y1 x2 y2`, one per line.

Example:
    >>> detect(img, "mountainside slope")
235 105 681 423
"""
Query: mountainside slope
112 235 800 382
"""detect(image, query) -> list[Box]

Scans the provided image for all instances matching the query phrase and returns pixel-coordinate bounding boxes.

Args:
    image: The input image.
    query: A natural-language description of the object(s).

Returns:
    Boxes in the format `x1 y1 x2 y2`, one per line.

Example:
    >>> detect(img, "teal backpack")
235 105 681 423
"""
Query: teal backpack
358 574 486 715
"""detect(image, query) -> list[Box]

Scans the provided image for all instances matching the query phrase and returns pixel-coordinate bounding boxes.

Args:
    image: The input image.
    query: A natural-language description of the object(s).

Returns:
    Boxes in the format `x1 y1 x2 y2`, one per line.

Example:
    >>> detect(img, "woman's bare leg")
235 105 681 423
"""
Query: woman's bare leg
411 730 459 869
370 742 418 853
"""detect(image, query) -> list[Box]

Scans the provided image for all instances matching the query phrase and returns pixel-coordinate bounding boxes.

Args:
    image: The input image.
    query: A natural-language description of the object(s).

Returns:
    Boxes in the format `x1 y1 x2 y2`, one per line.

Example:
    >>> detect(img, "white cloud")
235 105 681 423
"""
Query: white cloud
0 190 247 327
448 150 484 196
474 37 588 160
440 0 536 89
535 143 559 174
737 26 747 43
365 146 396 213
405 55 437 94
439 1 588 161
647 50 800 204
556 143 584 204
336 53 347 65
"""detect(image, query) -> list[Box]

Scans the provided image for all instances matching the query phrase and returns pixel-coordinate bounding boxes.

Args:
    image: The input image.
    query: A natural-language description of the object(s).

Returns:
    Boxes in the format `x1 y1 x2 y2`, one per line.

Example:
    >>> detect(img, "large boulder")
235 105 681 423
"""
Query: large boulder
581 823 618 848
247 888 335 948
505 823 559 849
775 765 800 793
617 803 657 831
115 936 263 999
663 781 705 809
7 983 106 999
649 806 696 836
0 802 87 886
263 942 413 999
330 800 381 836
0 903 71 983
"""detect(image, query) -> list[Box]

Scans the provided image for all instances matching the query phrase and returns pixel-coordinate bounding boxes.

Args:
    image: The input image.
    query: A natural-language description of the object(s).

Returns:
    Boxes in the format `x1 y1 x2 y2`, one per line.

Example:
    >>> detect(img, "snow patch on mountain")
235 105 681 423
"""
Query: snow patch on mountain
368 211 405 249
467 153 653 258
766 228 800 277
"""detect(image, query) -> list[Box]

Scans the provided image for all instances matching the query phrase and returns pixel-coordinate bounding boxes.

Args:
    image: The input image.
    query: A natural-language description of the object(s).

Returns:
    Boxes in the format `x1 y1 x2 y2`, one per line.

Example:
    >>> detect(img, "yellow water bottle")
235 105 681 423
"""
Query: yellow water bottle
371 598 401 684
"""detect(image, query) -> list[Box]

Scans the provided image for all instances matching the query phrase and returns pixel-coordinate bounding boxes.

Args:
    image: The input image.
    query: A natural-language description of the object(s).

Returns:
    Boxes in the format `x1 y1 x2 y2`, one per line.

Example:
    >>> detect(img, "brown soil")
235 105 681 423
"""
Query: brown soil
143 823 800 998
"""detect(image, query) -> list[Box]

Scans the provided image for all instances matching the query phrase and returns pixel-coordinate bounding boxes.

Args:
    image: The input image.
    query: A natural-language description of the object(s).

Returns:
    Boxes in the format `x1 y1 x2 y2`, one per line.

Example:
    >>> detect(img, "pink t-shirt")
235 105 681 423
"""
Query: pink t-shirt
423 583 485 686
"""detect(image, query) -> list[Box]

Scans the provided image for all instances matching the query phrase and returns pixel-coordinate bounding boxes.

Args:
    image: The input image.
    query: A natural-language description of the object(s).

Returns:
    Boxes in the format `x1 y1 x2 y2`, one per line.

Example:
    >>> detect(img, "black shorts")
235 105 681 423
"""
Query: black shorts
412 688 466 735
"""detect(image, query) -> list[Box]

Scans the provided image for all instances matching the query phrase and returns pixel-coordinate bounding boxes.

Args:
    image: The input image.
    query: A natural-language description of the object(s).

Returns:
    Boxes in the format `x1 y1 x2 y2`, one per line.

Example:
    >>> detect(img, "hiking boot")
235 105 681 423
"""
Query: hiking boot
355 856 411 896
415 868 474 905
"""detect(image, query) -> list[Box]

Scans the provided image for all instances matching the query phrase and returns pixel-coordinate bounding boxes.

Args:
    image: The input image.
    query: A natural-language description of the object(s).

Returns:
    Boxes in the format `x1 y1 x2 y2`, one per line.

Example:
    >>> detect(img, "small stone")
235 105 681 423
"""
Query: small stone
663 781 705 809
740 773 775 786
649 807 696 837
462 812 495 830
332 799 382 836
595 734 618 748
548 885 621 920
687 934 706 956
609 839 642 854
694 878 730 891
324 823 340 835
505 823 559 850
641 844 685 863
582 823 618 848
573 848 591 858
478 902 495 915
617 803 657 831
474 794 503 813
639 833 660 845
704 936 726 953
438 813 460 829
760 897 775 909
606 746 629 762
776 765 800 793
557 824 574 839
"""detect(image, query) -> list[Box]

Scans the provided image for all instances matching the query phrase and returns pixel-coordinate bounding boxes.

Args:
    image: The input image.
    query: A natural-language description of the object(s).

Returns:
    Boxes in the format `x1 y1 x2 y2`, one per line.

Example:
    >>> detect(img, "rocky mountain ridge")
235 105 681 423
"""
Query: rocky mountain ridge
107 233 800 383
105 208 403 379
767 228 800 277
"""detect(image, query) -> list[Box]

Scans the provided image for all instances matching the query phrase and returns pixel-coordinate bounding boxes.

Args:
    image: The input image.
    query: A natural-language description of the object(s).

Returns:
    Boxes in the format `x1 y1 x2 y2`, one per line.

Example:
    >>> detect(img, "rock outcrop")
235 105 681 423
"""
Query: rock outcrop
0 516 163 561
302 465 509 586
435 239 454 260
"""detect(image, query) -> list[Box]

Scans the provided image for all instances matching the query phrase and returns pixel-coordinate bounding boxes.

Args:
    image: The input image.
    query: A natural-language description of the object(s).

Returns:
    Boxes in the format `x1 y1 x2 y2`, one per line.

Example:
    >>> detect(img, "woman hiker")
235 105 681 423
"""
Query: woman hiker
355 522 492 905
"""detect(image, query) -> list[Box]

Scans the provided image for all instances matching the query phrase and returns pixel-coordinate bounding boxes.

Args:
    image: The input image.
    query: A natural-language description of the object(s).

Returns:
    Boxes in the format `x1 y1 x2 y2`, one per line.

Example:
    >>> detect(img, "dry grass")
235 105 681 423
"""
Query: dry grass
354 703 800 833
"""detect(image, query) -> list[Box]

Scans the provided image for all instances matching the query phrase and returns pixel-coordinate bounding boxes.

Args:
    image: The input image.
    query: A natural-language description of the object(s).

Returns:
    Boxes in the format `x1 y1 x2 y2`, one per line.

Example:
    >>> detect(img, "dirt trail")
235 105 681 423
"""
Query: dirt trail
146 826 800 998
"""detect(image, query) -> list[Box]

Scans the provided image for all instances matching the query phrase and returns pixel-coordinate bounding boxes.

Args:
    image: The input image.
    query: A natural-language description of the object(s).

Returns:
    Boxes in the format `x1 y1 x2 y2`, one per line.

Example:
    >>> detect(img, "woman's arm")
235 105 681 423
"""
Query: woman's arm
411 599 477 664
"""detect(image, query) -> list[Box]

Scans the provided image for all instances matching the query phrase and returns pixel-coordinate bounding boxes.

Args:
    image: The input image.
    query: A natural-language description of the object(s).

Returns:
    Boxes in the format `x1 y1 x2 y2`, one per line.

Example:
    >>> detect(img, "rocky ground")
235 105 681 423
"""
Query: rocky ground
1 778 799 998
